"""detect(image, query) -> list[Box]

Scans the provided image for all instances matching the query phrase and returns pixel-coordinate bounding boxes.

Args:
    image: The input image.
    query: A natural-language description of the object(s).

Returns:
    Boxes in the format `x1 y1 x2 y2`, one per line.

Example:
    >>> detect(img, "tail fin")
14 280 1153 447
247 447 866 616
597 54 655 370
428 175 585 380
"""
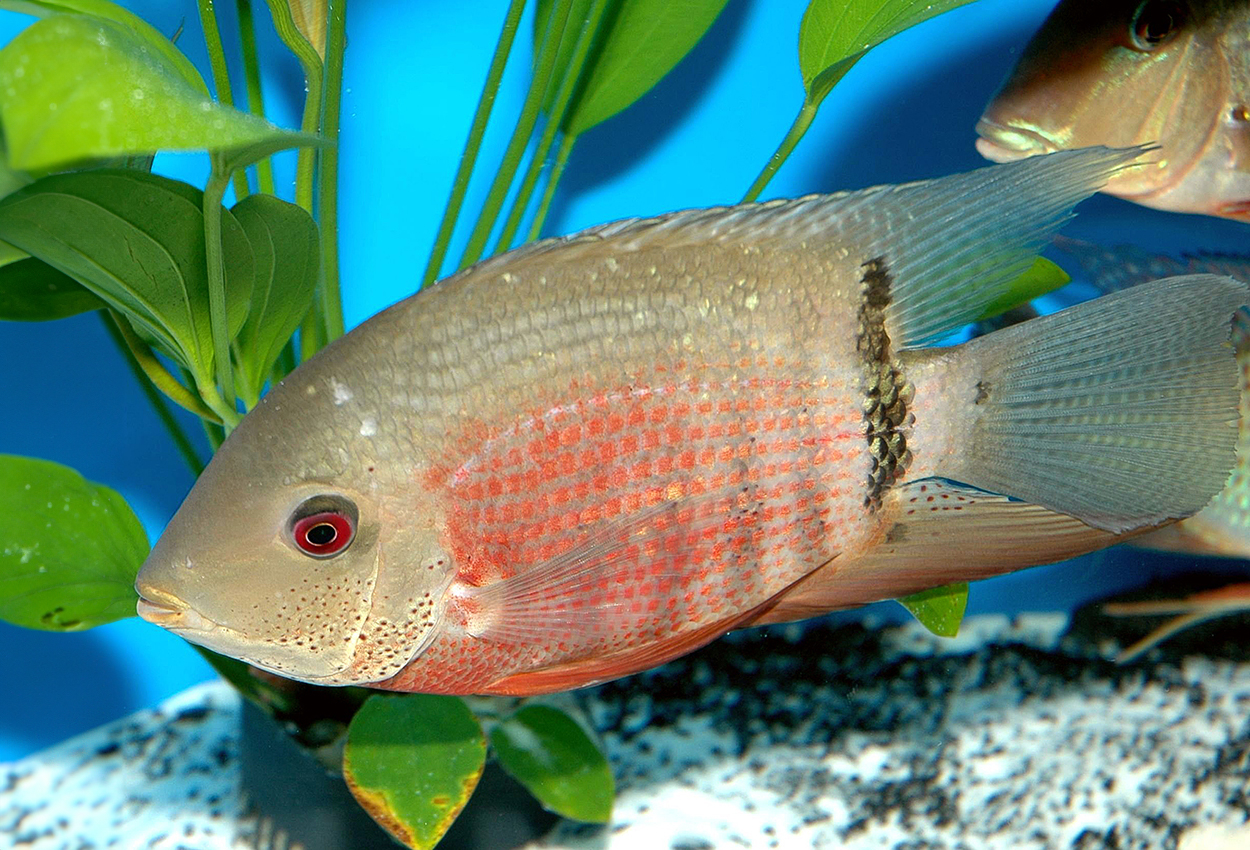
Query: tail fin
946 274 1244 533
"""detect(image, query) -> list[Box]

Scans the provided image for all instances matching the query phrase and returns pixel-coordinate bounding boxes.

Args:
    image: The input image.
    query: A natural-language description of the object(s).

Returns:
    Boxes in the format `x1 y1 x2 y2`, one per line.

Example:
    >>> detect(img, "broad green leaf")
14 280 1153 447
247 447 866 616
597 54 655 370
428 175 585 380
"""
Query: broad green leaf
344 694 486 850
0 170 253 383
0 454 146 631
976 256 1071 321
897 582 968 638
537 0 729 135
0 14 317 171
0 257 103 320
0 148 33 268
491 704 613 823
230 194 319 407
0 0 208 94
799 0 977 105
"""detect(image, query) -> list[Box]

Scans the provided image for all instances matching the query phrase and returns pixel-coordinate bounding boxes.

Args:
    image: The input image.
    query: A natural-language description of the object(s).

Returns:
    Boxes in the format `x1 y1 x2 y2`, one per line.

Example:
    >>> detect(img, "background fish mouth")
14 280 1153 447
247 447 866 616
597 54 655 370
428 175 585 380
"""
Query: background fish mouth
975 118 1057 161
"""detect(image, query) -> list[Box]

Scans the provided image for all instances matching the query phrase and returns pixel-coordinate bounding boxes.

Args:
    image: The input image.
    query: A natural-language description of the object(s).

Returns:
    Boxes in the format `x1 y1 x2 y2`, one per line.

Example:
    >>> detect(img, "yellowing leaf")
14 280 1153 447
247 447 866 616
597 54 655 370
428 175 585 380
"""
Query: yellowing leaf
344 694 486 850
285 0 328 60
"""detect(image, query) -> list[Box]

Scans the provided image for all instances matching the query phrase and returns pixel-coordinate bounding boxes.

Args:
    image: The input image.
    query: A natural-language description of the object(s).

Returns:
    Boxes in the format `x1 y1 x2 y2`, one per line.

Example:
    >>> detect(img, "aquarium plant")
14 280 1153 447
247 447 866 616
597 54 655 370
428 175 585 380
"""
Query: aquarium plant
0 0 1054 845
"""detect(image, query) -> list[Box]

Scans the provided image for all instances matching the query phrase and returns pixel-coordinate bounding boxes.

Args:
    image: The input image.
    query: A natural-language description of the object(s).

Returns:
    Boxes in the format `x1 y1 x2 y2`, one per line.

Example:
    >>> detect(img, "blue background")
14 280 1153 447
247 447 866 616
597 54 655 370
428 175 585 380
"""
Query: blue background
2 0 1246 761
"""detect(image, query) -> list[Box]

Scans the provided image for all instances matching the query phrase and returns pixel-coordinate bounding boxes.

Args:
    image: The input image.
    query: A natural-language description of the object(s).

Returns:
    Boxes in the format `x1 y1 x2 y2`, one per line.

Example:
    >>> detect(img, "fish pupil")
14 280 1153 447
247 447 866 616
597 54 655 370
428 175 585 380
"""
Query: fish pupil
1132 0 1184 48
307 523 337 546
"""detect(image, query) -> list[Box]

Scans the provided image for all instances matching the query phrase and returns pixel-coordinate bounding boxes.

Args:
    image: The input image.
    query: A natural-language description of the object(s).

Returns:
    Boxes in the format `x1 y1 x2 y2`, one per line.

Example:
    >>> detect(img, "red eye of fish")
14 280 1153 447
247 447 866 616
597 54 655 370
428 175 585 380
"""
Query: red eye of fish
1130 0 1185 50
292 511 355 558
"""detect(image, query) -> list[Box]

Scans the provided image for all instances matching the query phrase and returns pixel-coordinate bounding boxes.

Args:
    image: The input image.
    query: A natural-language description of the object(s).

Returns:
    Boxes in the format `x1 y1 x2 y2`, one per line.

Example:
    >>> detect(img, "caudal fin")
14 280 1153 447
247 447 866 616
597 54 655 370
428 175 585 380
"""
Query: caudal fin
947 274 1244 533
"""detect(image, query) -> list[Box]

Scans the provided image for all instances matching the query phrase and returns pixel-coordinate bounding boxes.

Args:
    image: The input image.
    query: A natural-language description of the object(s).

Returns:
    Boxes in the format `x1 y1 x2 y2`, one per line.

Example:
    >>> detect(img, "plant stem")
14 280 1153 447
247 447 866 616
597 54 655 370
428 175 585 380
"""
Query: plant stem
421 0 527 288
198 380 243 431
203 158 238 423
495 0 607 253
263 0 325 214
318 0 347 342
197 0 251 202
741 98 819 203
100 313 205 476
457 0 574 270
527 131 575 242
289 31 325 360
110 314 224 423
234 0 275 196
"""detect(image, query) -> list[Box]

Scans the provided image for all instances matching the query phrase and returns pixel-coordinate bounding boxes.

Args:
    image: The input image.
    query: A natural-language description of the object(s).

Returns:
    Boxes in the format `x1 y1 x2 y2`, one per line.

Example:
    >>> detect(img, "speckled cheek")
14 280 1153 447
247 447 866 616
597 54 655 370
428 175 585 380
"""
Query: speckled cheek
327 529 456 686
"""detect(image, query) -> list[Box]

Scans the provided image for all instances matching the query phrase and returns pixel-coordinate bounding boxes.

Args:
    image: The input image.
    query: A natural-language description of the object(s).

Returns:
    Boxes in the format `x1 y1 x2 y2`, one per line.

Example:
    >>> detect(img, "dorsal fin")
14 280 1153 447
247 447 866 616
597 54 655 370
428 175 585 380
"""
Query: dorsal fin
454 147 1143 347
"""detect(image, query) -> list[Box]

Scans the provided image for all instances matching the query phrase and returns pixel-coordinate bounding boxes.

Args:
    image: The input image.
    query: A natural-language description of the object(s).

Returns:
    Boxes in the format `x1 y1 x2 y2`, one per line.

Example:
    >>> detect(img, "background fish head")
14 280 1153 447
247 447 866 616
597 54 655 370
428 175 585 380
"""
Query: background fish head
134 327 452 685
976 0 1234 210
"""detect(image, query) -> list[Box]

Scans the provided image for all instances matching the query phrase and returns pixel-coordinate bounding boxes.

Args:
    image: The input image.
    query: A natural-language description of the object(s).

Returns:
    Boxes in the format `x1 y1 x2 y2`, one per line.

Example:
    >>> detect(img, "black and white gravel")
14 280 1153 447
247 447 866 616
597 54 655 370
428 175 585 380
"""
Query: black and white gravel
3 609 1249 849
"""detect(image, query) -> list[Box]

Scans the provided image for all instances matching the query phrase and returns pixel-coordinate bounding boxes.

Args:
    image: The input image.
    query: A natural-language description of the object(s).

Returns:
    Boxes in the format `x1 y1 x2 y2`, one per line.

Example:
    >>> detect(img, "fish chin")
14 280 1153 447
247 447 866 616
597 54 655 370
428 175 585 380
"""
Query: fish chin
974 118 1058 162
135 585 359 681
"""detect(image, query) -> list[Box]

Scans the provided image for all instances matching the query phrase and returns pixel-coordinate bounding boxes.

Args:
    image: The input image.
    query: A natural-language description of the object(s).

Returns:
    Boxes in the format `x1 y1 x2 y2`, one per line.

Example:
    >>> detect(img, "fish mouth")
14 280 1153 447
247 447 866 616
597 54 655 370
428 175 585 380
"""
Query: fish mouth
135 584 218 633
975 118 1058 162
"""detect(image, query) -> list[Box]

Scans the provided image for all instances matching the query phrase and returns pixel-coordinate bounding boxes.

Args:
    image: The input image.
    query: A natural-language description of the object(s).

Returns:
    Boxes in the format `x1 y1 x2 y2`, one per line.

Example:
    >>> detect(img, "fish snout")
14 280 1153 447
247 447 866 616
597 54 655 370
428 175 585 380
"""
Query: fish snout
974 118 1057 162
135 583 217 633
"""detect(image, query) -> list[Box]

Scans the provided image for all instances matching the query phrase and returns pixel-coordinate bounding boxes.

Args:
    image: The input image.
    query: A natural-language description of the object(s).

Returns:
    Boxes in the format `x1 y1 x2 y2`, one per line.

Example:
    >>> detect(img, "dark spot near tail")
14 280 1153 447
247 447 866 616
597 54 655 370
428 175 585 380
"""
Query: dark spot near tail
884 523 908 544
858 256 912 510
974 380 991 405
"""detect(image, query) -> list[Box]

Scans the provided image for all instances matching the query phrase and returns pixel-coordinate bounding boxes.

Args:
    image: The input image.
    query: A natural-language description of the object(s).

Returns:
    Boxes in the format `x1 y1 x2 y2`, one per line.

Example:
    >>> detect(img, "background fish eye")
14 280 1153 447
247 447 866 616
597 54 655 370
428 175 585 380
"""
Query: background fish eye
287 495 358 559
1130 0 1186 50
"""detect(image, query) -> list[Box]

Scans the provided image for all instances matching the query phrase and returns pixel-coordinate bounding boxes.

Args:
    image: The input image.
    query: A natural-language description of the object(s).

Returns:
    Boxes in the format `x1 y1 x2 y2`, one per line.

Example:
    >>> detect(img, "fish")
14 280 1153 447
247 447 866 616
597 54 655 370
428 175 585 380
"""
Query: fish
976 0 1250 220
134 148 1244 696
1050 236 1250 558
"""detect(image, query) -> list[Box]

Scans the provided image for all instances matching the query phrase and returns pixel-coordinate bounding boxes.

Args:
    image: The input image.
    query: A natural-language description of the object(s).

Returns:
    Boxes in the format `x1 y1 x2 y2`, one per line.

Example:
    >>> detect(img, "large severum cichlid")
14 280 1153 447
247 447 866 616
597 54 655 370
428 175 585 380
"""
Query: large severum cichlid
136 149 1245 696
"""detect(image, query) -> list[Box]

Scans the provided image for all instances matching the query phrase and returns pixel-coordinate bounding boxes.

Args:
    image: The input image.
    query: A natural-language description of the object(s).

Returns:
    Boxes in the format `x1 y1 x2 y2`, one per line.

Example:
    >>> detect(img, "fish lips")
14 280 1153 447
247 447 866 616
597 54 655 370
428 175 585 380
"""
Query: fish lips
135 584 218 634
975 118 1058 162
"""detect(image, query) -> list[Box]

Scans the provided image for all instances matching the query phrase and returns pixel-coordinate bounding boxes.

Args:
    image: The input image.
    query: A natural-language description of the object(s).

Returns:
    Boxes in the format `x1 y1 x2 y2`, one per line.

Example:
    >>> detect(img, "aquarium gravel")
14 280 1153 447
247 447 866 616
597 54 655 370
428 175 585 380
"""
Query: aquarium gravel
2 612 1249 849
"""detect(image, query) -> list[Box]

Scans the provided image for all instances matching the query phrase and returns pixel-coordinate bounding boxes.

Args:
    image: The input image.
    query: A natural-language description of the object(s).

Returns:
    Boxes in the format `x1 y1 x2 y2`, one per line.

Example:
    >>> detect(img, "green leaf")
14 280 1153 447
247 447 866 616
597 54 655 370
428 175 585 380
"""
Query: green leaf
491 704 614 823
799 0 977 105
230 194 319 407
0 0 209 94
0 14 318 171
537 0 730 136
897 582 969 638
976 256 1071 321
344 694 487 850
0 170 254 385
0 454 146 631
0 257 103 320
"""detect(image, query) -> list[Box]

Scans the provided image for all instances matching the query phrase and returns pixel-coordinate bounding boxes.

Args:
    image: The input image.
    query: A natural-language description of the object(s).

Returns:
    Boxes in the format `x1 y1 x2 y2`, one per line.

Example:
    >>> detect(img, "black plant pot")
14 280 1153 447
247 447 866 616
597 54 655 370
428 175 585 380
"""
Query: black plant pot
239 699 561 850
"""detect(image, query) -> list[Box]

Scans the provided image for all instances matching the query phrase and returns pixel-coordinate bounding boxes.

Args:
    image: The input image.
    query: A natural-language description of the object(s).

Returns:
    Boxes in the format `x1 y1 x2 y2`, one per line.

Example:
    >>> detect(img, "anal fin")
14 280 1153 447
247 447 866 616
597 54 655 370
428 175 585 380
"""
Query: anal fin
752 480 1127 626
